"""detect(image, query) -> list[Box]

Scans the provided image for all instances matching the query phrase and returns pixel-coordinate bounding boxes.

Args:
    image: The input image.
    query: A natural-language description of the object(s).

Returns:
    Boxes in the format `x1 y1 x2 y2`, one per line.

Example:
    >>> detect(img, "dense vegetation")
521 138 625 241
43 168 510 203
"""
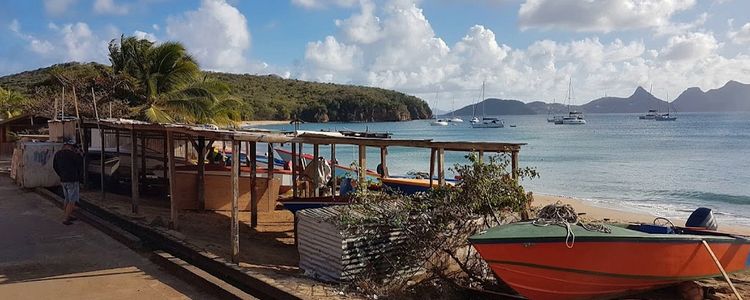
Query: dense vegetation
208 72 430 122
0 37 431 123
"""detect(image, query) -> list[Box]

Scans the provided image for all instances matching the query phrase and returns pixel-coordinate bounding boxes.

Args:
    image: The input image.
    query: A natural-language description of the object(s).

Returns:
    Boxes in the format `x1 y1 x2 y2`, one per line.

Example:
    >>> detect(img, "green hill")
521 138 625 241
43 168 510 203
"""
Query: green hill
0 62 431 123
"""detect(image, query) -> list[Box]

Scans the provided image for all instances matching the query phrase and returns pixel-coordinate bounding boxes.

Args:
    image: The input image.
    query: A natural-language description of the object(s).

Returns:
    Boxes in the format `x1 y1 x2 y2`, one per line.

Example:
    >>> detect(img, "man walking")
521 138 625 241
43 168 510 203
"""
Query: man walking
53 140 83 225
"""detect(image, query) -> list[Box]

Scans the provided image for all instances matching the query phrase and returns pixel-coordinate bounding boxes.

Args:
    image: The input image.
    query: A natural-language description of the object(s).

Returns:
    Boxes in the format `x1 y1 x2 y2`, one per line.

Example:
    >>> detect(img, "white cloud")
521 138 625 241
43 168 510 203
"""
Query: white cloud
728 21 750 44
660 32 719 61
93 0 129 15
335 0 381 44
301 0 750 108
44 0 77 16
11 20 108 63
166 0 252 72
304 36 362 81
518 0 696 33
291 0 358 9
133 30 157 42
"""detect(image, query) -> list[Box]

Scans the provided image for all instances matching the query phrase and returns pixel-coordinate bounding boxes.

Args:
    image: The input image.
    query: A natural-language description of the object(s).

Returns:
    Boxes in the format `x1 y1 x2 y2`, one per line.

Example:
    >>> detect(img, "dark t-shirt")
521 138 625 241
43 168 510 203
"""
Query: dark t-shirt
53 148 83 183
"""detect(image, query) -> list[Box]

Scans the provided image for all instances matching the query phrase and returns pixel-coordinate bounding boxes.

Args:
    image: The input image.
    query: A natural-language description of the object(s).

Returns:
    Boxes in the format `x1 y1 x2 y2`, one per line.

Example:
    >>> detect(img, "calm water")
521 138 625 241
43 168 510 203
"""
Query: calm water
261 113 750 226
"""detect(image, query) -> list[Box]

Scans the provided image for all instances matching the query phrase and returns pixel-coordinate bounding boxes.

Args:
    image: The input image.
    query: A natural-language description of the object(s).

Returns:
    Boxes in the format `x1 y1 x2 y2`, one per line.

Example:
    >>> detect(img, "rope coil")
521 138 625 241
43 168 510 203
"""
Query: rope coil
532 202 611 248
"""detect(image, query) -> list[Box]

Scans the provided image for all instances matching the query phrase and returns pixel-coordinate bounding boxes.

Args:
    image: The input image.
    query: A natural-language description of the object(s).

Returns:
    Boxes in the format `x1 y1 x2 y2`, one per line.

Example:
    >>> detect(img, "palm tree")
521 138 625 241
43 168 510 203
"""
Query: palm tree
0 87 25 119
108 35 240 125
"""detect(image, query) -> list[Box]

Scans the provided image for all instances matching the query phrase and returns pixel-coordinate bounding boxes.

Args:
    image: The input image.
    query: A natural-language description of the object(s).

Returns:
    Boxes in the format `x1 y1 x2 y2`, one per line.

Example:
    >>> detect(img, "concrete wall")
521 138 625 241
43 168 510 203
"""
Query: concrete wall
173 171 280 212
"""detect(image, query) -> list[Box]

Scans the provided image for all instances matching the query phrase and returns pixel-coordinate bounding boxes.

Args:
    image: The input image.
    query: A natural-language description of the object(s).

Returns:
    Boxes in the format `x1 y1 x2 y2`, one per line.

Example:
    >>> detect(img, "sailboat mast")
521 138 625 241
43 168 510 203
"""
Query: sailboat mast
567 78 572 113
481 81 486 117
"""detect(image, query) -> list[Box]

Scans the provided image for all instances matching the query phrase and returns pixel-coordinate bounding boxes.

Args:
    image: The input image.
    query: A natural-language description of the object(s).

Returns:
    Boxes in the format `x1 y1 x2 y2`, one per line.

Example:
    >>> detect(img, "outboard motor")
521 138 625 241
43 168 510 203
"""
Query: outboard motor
685 207 718 230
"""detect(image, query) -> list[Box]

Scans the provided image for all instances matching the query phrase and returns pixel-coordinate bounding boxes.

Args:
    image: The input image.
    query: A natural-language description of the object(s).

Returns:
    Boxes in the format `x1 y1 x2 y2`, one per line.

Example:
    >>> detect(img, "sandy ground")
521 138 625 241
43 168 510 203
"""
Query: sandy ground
80 190 351 300
68 183 750 299
0 176 219 300
241 120 290 127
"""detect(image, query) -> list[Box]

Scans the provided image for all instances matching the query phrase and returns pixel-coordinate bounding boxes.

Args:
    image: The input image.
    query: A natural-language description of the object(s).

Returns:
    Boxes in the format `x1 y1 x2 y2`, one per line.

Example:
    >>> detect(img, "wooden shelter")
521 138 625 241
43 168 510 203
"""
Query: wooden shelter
0 114 51 159
80 119 525 265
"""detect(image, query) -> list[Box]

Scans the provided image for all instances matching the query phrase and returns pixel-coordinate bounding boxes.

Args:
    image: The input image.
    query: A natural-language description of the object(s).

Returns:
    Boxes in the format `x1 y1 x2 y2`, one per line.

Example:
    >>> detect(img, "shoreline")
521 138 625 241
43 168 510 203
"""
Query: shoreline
533 193 750 235
241 120 290 126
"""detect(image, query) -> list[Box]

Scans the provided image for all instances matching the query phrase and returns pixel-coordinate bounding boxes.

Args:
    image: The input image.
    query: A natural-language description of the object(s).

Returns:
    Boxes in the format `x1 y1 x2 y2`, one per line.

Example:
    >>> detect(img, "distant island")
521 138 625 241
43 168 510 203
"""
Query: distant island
0 62 431 123
443 80 750 117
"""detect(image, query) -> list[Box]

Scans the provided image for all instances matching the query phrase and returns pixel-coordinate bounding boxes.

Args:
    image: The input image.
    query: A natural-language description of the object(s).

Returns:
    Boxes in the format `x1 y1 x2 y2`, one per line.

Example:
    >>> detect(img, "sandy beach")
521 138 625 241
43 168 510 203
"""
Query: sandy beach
241 120 290 127
533 193 750 236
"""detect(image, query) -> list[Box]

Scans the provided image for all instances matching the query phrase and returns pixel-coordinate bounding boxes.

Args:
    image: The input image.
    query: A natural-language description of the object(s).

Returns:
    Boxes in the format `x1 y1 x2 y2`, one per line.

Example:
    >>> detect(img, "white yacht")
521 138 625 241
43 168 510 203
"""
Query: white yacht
471 117 505 128
639 109 658 120
471 81 504 128
447 98 464 123
555 111 586 125
554 78 586 125
430 91 448 126
431 119 449 126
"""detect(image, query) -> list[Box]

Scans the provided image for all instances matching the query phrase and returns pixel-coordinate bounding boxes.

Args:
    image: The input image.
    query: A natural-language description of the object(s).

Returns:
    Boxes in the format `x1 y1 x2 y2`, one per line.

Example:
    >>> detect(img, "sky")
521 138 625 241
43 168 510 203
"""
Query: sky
2 0 750 110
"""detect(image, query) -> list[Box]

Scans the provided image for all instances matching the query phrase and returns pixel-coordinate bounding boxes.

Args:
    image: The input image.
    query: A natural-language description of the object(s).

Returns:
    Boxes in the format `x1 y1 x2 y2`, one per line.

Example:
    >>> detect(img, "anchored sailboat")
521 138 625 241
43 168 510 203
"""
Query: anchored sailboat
471 81 504 128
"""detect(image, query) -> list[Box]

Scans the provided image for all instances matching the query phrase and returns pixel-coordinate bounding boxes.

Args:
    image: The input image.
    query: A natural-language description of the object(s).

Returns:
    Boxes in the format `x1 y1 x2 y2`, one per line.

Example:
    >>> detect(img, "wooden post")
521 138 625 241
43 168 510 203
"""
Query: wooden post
429 148 436 188
82 127 89 187
131 129 139 214
197 137 206 210
115 129 120 155
267 143 275 202
250 142 258 228
313 144 319 158
437 148 445 186
330 144 337 195
358 144 366 185
140 133 146 183
291 143 298 198
478 150 484 163
167 131 178 229
162 133 168 201
379 146 388 178
511 150 519 181
100 128 105 200
702 240 743 299
230 139 240 264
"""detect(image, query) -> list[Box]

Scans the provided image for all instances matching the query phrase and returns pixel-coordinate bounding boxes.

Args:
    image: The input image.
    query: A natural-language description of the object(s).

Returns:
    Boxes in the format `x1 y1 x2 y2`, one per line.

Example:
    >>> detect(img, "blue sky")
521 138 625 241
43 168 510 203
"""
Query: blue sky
2 0 750 109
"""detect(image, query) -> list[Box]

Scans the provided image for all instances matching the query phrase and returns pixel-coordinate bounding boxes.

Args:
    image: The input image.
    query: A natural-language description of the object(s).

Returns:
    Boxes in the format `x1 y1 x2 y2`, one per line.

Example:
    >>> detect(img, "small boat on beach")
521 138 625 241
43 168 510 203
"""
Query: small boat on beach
470 219 750 300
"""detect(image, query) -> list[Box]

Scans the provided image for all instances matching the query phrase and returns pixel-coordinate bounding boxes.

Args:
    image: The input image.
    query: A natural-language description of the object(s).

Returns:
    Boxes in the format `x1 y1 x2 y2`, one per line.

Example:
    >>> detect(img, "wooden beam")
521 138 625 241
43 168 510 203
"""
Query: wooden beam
162 132 168 202
131 129 139 214
358 145 366 185
167 131 178 229
429 148 435 188
330 144 337 196
197 137 206 211
437 148 445 186
140 133 146 184
291 143 298 198
230 140 241 264
249 141 258 228
82 127 89 187
379 146 388 178
267 143 274 203
511 151 519 181
100 128 105 200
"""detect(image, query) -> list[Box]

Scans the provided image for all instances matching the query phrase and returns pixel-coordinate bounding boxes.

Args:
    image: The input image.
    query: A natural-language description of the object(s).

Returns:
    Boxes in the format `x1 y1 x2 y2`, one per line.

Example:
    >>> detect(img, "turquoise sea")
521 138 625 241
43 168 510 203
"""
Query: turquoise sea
260 112 750 226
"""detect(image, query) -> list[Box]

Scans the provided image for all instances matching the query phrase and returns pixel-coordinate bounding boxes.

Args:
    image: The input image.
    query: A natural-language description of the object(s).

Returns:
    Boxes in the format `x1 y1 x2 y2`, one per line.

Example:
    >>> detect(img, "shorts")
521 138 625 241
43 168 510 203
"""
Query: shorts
61 182 80 204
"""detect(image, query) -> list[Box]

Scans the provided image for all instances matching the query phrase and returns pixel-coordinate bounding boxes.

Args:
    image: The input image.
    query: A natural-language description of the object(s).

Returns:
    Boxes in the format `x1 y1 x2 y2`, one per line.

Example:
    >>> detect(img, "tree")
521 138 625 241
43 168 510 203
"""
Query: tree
108 35 239 125
0 87 26 119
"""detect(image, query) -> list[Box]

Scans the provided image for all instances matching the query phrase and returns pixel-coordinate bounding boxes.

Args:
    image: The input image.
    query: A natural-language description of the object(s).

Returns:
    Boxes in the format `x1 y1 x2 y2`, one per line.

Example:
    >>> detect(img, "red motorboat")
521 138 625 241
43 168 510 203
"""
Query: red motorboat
469 222 750 299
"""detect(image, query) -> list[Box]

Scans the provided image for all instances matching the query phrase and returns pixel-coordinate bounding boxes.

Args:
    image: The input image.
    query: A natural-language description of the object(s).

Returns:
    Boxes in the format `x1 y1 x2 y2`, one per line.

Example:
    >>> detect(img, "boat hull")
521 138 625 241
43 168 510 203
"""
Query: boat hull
473 240 750 300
